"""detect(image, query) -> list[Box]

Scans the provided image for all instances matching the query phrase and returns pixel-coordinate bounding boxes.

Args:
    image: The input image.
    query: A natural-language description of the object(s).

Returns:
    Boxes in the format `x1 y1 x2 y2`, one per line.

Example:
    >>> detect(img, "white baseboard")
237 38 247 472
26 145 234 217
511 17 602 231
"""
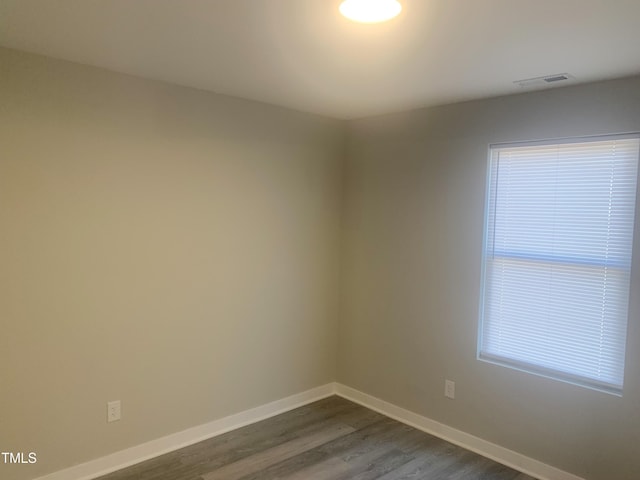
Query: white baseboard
34 383 335 480
334 383 584 480
35 382 584 480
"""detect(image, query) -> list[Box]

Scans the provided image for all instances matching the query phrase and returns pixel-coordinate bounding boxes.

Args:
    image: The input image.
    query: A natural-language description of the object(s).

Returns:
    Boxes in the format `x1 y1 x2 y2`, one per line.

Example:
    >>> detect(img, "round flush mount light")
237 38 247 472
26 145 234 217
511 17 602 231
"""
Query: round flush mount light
339 0 402 24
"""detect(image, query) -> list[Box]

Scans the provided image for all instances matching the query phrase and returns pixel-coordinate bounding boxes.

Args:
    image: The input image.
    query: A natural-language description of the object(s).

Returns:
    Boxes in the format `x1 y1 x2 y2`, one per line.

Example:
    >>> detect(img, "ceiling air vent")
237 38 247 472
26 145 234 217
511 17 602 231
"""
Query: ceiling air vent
514 73 575 88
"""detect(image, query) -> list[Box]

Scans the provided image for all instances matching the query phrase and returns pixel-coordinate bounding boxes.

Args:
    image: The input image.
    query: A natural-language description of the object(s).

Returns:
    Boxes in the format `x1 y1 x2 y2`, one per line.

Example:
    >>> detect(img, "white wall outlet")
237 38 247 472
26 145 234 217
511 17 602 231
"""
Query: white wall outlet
445 380 455 399
107 400 121 422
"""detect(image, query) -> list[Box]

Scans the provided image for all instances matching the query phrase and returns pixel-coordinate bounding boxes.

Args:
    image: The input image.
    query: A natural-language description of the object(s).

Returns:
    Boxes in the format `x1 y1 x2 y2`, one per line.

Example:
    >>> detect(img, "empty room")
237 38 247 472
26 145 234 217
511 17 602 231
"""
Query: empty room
1 1 640 480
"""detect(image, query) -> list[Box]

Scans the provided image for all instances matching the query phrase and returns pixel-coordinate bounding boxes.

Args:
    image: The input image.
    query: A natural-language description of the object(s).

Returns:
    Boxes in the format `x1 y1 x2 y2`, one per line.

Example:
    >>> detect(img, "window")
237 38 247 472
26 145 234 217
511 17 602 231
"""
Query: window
478 135 639 395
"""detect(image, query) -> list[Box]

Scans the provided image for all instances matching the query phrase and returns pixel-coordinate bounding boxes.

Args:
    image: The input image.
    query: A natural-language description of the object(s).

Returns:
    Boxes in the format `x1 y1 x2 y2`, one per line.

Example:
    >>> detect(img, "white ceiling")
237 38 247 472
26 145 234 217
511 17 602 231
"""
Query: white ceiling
1 0 640 119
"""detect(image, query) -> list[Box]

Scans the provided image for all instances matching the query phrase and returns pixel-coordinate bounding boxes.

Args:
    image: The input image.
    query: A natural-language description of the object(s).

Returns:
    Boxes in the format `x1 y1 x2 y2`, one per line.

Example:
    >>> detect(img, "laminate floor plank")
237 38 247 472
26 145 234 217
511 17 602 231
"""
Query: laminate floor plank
271 423 416 480
232 418 402 480
202 422 355 480
375 446 475 480
95 396 537 480
276 456 353 480
191 405 384 478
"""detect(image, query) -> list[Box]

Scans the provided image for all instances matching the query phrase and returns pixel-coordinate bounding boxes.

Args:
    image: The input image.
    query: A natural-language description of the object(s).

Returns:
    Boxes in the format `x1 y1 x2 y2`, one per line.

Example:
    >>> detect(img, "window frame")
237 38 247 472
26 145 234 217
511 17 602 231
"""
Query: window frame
477 133 640 395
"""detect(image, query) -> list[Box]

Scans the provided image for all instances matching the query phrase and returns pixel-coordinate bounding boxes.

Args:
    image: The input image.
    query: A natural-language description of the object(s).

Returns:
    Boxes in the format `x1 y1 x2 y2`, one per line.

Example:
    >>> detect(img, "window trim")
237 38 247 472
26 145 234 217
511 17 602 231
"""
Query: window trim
477 133 640 396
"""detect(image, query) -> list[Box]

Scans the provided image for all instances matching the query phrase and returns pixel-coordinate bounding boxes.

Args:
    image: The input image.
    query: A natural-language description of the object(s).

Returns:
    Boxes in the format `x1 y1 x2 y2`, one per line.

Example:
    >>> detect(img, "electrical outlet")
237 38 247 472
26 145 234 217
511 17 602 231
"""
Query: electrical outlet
107 400 121 422
445 380 455 399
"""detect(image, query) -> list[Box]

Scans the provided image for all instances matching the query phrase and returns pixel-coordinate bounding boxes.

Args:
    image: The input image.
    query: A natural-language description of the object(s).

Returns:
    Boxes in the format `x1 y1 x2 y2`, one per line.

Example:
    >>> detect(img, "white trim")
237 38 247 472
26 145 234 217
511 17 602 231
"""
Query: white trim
34 384 335 480
35 382 585 480
334 383 584 480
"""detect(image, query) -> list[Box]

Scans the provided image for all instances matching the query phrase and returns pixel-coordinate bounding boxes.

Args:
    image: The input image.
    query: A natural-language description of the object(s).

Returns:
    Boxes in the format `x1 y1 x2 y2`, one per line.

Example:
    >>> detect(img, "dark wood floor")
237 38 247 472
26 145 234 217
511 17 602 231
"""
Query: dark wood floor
97 396 536 480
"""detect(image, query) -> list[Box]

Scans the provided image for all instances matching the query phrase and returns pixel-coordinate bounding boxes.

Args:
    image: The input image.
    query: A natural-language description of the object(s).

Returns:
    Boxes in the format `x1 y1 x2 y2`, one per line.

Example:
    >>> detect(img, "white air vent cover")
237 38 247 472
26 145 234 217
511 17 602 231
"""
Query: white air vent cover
514 73 575 88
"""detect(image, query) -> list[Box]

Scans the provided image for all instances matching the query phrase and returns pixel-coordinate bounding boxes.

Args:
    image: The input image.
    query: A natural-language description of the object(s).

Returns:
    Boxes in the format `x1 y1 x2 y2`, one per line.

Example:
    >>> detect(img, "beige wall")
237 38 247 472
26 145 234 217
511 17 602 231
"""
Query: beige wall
3 44 640 480
0 47 345 480
339 76 640 480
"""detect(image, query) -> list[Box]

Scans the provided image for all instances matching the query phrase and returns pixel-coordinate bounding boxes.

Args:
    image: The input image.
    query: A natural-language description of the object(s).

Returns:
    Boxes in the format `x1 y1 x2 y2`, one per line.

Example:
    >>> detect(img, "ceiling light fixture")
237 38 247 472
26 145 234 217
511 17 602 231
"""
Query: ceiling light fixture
339 0 402 24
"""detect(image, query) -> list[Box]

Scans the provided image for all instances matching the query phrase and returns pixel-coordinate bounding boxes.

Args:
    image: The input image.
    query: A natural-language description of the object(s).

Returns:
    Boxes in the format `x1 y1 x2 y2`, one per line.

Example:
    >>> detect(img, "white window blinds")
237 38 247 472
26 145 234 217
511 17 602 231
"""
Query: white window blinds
479 135 639 394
